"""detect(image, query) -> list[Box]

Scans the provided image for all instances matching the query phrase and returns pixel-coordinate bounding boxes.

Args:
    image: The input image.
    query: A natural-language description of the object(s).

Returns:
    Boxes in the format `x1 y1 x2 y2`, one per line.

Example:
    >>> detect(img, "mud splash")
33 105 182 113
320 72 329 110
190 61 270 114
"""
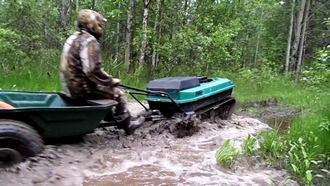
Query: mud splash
0 102 299 186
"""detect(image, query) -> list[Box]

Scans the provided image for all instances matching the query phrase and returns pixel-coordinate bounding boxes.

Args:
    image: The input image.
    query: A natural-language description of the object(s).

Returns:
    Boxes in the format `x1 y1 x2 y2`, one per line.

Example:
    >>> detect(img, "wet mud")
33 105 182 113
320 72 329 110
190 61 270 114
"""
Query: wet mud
237 99 300 130
0 102 300 186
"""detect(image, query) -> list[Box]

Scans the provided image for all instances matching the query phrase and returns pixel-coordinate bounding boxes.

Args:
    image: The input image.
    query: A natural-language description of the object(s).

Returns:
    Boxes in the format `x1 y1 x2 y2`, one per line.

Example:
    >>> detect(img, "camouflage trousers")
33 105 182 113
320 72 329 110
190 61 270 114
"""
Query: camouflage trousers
60 74 128 115
89 85 128 115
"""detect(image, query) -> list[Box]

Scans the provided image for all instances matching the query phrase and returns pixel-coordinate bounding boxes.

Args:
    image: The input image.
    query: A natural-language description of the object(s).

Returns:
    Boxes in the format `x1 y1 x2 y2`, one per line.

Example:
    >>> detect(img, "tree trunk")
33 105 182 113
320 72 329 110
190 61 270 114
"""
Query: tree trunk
290 0 306 72
254 32 260 67
61 0 66 29
285 0 295 73
91 0 95 9
114 2 121 64
139 0 150 66
76 0 79 12
172 0 180 35
184 0 188 11
254 9 263 67
184 0 189 24
155 12 162 69
125 0 135 71
243 34 249 68
152 0 161 69
295 0 311 82
61 0 71 31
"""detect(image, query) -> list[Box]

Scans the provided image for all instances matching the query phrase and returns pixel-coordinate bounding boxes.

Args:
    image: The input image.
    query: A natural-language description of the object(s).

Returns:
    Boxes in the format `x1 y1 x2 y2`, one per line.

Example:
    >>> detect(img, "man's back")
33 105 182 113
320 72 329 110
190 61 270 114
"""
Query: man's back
60 30 97 98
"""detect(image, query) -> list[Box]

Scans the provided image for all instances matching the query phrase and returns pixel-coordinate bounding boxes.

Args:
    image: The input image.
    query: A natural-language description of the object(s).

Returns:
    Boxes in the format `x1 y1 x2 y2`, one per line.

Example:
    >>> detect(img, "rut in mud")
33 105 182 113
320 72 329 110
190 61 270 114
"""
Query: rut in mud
0 102 299 186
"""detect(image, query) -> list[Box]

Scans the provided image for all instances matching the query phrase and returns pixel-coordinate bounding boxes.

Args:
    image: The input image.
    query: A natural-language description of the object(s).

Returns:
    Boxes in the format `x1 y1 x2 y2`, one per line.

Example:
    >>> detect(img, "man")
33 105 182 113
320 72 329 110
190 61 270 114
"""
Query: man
60 9 144 135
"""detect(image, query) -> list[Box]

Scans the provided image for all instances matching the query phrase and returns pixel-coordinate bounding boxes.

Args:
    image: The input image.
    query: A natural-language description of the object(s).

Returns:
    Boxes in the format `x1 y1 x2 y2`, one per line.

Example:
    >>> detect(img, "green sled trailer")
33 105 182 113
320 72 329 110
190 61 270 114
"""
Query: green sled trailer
0 90 119 167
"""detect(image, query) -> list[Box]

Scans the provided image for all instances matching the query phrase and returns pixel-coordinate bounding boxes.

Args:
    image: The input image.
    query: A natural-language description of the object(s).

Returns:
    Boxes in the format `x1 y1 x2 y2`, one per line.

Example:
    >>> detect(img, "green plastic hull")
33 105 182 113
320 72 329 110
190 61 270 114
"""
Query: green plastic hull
145 78 235 103
0 90 117 139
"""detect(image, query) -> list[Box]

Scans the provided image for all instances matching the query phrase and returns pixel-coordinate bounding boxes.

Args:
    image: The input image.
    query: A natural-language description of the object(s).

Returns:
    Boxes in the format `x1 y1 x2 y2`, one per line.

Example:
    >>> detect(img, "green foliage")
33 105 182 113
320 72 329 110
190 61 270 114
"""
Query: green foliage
315 47 330 65
0 0 327 76
243 134 258 156
229 67 330 113
300 47 330 88
0 28 30 74
258 130 286 163
215 139 240 168
287 137 319 185
288 110 330 157
252 109 330 185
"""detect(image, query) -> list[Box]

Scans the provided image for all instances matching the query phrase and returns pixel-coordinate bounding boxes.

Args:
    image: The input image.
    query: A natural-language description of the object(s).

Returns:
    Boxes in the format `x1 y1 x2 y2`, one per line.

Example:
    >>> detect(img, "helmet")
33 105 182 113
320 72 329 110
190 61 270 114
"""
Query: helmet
77 9 107 39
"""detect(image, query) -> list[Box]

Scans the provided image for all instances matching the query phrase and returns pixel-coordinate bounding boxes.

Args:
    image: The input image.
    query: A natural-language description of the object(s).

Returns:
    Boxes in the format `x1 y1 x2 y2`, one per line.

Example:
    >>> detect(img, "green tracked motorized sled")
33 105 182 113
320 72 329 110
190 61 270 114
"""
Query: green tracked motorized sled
120 76 236 121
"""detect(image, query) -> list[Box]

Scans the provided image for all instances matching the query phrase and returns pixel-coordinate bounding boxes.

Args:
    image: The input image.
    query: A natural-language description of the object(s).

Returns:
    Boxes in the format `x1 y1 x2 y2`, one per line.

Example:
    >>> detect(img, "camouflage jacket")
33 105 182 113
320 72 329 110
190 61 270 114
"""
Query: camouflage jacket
60 30 112 98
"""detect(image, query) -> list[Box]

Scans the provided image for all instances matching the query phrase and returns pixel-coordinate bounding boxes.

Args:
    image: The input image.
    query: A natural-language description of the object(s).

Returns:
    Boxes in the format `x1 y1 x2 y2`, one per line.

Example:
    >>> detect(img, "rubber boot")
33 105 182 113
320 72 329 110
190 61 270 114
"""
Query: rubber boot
124 116 145 135
114 111 145 135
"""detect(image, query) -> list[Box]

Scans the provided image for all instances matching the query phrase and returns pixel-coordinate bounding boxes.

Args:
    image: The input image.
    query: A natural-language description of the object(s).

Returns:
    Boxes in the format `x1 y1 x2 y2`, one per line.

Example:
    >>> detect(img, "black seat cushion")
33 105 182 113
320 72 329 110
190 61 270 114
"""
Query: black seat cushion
147 76 200 92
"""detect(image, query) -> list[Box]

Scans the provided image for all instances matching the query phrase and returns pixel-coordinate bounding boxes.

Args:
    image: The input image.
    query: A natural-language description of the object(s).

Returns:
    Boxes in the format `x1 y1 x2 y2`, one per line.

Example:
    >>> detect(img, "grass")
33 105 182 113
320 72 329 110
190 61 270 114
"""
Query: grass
0 67 61 91
258 110 330 185
242 134 258 156
1 59 329 185
215 139 240 168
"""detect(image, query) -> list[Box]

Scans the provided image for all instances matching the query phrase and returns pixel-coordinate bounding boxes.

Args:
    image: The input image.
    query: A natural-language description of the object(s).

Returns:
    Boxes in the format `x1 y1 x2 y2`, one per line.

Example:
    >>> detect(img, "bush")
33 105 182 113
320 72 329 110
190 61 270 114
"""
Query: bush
0 28 30 74
300 47 330 88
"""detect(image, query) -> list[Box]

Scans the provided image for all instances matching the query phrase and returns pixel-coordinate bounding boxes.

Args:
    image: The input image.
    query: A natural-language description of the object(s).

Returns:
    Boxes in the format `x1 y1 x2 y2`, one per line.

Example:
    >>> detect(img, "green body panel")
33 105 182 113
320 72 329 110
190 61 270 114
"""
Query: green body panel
0 90 117 139
145 78 235 103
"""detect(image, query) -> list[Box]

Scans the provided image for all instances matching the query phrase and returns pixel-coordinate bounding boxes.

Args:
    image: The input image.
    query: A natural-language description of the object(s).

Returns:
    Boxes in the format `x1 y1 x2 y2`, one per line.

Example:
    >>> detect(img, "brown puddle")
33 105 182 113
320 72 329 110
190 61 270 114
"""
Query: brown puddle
262 116 294 132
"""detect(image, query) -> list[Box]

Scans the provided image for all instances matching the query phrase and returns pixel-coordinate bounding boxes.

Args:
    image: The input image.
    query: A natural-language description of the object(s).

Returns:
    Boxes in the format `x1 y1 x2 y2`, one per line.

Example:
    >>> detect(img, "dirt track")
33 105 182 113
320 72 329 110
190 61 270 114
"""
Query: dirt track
0 102 300 186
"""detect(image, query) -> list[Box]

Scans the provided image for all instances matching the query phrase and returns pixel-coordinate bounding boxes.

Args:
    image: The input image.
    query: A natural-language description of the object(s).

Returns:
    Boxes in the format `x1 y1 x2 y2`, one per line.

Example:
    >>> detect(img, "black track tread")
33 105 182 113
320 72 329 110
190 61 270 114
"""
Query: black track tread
217 99 236 120
159 108 175 118
0 119 44 158
196 98 236 121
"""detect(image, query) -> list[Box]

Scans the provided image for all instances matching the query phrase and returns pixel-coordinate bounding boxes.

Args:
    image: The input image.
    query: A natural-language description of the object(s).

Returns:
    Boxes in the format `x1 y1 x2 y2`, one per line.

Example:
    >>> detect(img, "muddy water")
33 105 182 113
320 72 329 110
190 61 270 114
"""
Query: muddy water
262 116 293 132
82 116 296 186
0 102 299 186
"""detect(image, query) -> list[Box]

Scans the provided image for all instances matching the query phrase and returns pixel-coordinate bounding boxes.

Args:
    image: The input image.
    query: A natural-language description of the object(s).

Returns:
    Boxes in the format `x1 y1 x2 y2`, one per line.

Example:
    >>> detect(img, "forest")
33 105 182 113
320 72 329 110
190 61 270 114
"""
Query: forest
0 0 329 185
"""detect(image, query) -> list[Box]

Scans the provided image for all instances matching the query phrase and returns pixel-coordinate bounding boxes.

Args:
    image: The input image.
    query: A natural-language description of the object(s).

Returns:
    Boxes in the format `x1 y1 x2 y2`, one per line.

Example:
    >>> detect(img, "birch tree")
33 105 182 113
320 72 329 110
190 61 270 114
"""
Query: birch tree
139 0 150 66
124 0 135 71
254 8 263 67
184 0 190 24
285 0 296 73
114 2 121 64
61 0 71 31
290 0 306 71
152 0 161 69
295 0 311 82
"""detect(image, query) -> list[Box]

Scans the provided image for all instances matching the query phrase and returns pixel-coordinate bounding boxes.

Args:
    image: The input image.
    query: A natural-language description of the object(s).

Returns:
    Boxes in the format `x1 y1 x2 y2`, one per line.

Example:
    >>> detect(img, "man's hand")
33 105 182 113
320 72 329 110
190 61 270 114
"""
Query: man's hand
111 78 121 87
113 87 125 98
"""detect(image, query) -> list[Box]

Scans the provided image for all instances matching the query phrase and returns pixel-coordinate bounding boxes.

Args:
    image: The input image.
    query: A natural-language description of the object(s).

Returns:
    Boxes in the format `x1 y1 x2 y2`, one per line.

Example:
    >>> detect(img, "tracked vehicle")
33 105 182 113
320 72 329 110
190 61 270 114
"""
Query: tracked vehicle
0 76 236 167
120 76 236 121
